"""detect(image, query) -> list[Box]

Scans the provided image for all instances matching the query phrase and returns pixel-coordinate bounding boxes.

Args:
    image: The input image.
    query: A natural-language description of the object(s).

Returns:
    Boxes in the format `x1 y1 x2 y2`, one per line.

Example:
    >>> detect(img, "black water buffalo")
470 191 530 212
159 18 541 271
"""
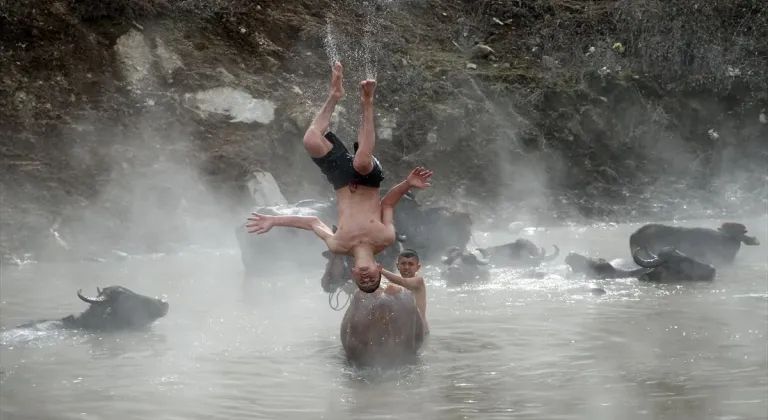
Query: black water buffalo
12 286 169 332
439 246 492 286
480 238 560 268
629 222 760 266
235 192 473 280
565 252 651 280
632 247 716 282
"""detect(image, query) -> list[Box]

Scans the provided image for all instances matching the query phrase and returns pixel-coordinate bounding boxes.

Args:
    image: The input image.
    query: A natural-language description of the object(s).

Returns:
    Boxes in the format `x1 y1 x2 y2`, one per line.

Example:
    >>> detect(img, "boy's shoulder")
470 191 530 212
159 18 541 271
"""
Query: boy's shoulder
402 273 426 286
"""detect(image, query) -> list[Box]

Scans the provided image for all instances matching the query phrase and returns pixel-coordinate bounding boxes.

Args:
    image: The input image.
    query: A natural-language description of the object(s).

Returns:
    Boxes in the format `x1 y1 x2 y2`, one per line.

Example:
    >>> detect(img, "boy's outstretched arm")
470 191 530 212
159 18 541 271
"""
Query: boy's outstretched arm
381 269 424 292
247 214 334 243
381 167 433 226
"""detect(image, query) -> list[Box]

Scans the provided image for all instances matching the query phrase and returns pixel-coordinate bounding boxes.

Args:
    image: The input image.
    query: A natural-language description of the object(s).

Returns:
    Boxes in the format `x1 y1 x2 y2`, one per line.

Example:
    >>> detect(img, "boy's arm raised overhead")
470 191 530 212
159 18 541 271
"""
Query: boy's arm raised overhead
381 167 433 227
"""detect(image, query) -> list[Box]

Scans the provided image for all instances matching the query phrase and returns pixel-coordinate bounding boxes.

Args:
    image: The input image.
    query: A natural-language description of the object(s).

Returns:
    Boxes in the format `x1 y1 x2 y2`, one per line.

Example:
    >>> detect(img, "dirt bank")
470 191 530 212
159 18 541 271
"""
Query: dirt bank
1 0 766 262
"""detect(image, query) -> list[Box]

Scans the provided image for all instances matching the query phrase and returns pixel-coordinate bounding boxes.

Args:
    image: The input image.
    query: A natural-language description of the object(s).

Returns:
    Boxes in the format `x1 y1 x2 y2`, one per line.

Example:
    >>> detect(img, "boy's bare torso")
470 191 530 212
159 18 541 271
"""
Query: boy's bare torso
411 287 428 333
326 186 396 255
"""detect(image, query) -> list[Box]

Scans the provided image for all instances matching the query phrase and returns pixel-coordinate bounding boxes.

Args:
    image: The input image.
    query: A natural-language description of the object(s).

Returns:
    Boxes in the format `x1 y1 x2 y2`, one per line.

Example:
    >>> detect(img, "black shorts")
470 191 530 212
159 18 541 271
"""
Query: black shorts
311 131 385 191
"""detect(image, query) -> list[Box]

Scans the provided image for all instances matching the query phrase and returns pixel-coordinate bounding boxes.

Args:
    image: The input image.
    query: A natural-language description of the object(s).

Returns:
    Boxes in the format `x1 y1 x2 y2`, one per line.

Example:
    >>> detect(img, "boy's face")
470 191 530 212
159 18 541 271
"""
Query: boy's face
396 256 420 278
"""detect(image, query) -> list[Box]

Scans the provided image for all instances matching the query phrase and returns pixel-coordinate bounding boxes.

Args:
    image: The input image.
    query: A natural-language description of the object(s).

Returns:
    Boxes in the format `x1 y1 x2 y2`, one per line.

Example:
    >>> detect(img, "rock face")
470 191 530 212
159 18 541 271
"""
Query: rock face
246 171 287 207
0 0 766 260
184 87 276 124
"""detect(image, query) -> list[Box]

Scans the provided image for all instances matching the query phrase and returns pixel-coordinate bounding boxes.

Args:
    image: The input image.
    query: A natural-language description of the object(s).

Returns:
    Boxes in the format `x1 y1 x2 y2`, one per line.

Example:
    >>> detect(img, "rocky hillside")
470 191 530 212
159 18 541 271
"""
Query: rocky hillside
1 0 766 262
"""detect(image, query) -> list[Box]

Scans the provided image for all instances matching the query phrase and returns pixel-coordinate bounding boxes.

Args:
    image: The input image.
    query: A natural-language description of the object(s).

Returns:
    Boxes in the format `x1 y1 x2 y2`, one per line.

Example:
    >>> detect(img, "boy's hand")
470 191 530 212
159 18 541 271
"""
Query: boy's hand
246 213 274 234
406 167 433 189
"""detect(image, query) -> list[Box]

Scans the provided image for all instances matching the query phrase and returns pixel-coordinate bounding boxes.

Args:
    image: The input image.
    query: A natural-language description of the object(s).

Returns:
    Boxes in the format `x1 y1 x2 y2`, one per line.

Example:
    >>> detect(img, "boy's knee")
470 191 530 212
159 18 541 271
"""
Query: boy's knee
303 129 330 157
353 156 374 175
303 128 322 147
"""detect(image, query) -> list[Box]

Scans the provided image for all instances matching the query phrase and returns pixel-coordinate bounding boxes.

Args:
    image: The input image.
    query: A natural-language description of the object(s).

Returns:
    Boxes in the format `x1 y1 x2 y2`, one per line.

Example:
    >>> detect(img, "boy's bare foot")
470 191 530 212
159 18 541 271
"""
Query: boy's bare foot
330 61 344 100
360 79 376 102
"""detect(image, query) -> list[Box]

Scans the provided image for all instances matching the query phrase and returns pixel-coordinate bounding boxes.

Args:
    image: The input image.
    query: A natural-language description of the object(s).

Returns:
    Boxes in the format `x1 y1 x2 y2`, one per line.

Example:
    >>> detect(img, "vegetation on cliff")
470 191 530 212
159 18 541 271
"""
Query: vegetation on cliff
1 0 766 261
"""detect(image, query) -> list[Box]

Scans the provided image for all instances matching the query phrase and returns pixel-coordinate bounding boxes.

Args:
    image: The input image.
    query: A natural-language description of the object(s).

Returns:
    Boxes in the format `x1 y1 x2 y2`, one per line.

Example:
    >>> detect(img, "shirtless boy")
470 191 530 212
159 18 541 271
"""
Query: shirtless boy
381 249 429 334
246 61 433 293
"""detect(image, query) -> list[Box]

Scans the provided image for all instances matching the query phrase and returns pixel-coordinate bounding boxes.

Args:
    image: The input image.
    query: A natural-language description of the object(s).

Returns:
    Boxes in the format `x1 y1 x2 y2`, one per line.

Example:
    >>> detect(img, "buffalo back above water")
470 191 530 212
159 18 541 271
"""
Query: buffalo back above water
12 286 169 333
70 286 169 331
395 206 473 263
629 223 760 266
340 285 425 367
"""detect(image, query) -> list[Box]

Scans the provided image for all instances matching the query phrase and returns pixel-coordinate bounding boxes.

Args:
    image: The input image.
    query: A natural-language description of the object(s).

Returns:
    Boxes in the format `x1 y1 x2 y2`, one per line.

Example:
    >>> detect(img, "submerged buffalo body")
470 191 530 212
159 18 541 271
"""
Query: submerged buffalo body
566 247 716 283
632 247 716 282
12 286 169 332
340 285 425 367
565 252 651 280
629 222 760 266
439 246 492 286
235 193 473 280
481 238 560 268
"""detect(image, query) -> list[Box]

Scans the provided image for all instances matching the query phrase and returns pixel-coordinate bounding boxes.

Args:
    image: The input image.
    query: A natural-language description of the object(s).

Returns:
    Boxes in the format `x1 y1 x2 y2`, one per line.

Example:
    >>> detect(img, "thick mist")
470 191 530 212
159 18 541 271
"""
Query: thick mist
1 1 767 419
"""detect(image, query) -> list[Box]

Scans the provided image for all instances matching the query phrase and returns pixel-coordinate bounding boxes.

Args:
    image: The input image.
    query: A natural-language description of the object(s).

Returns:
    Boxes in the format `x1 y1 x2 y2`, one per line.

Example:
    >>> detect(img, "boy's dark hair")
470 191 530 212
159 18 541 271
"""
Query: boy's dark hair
398 248 420 262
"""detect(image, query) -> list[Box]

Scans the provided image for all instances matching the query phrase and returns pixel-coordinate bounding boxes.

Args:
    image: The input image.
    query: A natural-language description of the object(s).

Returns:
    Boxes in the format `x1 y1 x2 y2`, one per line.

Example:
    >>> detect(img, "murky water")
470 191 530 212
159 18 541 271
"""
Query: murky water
1 217 767 420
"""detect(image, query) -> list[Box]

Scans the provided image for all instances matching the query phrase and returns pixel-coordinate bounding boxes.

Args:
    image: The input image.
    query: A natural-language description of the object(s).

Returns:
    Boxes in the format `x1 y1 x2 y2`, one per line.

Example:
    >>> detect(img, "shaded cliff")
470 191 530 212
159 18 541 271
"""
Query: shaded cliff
1 0 766 261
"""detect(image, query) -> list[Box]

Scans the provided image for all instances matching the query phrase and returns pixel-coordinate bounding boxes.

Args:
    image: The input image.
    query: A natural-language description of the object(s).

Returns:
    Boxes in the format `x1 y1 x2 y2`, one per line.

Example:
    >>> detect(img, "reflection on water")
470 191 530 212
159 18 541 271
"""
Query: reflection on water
1 218 767 420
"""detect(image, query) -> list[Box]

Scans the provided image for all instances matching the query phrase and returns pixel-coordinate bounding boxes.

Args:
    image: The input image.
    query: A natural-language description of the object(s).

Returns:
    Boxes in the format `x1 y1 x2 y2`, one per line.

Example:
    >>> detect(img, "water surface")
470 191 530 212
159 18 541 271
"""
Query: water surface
2 217 767 420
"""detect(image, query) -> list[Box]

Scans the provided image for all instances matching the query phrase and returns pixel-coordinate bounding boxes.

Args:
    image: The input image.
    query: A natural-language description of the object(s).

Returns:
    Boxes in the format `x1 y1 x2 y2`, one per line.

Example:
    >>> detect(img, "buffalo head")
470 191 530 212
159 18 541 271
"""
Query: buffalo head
718 222 760 246
486 238 560 268
565 252 613 276
440 246 491 286
441 246 491 266
632 247 716 282
71 286 169 331
565 252 650 279
321 250 353 294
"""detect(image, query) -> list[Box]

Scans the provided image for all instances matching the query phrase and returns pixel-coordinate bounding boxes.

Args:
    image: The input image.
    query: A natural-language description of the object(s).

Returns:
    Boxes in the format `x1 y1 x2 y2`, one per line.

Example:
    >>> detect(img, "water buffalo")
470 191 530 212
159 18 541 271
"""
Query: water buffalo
11 286 169 332
565 252 651 280
340 284 425 367
566 248 715 283
632 247 716 282
235 192 473 280
480 238 560 268
439 246 492 286
629 222 760 266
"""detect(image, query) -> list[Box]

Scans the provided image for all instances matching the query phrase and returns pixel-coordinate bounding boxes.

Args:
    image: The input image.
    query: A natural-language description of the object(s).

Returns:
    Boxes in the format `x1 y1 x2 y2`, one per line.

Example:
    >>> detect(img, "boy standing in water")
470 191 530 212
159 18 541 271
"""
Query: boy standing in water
246 61 433 294
381 249 429 335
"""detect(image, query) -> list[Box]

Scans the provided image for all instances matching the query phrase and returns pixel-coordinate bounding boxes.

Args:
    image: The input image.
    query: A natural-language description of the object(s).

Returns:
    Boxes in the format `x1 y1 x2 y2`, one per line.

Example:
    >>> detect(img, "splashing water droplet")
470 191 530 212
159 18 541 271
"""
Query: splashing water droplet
324 18 340 66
